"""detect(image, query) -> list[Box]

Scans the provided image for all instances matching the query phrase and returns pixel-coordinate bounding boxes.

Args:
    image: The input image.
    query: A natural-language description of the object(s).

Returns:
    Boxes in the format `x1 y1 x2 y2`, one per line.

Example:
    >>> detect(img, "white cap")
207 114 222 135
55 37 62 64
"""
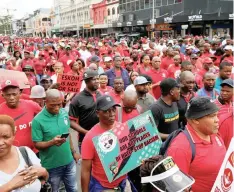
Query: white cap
104 57 112 62
224 45 233 51
30 85 46 99
142 44 150 51
59 42 65 47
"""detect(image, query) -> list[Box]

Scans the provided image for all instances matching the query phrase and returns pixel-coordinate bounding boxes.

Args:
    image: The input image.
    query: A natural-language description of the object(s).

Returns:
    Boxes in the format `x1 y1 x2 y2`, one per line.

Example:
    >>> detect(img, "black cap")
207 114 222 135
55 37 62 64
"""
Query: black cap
96 95 120 111
220 78 233 88
83 69 98 80
160 78 179 95
185 97 219 119
90 55 100 62
40 75 52 82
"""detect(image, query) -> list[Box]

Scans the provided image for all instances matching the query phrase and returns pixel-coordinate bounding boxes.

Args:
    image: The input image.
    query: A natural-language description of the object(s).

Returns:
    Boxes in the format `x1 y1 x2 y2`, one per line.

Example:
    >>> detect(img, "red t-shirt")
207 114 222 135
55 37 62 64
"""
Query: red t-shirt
219 112 233 149
0 100 41 151
107 90 123 104
99 86 113 95
138 65 151 74
214 99 233 118
59 54 75 73
33 59 46 74
167 64 181 79
167 124 226 192
6 65 22 71
115 105 140 123
115 70 121 77
21 58 34 69
161 56 174 70
22 75 37 95
81 122 127 188
146 69 168 84
222 55 234 65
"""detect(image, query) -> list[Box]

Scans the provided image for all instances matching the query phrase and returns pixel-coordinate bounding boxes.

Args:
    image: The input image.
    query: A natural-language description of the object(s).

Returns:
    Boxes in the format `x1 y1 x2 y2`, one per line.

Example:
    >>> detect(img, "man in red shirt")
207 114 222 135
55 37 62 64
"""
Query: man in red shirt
201 43 212 58
161 49 174 69
81 95 136 192
59 45 75 73
222 45 233 65
214 79 233 118
20 50 34 68
219 112 233 149
147 56 168 85
108 77 124 104
167 55 181 79
167 97 226 192
0 80 41 151
33 51 46 81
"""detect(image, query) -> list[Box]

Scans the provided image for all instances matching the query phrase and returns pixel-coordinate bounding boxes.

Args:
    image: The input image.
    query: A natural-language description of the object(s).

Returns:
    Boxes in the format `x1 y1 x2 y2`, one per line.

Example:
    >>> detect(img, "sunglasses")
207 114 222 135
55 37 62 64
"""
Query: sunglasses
192 58 198 60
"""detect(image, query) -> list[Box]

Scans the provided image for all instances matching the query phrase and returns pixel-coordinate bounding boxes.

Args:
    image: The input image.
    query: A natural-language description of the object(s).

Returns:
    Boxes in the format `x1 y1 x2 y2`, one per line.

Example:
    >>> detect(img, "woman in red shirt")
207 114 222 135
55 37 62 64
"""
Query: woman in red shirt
138 54 151 74
22 65 37 95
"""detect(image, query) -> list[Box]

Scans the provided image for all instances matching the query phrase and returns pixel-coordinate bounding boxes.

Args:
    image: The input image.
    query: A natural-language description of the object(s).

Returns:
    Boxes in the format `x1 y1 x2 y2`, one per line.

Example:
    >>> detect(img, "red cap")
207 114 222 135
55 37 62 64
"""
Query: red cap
24 49 30 54
39 51 45 56
1 80 19 91
203 57 213 63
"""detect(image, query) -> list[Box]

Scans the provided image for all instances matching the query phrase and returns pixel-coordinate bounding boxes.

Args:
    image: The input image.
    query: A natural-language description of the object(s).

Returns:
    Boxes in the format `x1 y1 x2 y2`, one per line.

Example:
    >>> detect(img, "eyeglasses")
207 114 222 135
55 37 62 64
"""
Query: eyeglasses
23 69 32 72
192 58 198 60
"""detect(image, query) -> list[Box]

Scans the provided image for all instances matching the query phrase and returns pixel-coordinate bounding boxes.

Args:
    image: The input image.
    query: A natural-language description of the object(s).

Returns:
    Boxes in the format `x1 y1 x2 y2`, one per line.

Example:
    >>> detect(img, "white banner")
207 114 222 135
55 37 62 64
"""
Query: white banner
211 138 234 192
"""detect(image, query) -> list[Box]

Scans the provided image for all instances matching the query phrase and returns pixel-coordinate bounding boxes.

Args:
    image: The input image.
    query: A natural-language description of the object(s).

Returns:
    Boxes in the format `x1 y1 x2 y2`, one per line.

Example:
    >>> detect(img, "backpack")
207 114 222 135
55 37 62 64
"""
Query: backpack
19 147 52 192
159 129 196 163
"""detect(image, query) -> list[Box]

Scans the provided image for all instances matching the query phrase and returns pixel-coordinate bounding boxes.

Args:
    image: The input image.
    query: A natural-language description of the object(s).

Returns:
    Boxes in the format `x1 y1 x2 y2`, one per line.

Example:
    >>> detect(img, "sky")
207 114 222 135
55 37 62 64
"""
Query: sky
0 0 54 19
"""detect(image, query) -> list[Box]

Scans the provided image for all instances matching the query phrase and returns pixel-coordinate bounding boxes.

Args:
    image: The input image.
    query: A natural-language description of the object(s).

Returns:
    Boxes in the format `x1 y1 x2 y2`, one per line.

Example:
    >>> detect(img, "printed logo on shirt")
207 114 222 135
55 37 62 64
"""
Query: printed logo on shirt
164 111 179 122
98 132 117 152
14 112 27 121
221 152 233 192
64 117 68 125
162 73 166 78
15 121 32 131
215 136 223 147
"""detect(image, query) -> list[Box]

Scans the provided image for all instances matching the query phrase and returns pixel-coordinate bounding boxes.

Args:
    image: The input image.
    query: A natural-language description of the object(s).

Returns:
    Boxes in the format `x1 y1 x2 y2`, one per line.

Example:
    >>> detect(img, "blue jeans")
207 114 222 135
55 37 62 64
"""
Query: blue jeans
89 175 138 192
48 160 77 192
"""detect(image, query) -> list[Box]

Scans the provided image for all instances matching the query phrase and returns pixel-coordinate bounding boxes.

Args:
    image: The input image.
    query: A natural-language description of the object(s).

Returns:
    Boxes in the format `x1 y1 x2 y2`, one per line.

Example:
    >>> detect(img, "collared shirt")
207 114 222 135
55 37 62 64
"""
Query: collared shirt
146 68 168 84
137 93 155 113
107 90 123 104
32 107 73 169
69 89 102 142
214 97 233 118
106 67 130 89
197 87 220 100
167 124 226 192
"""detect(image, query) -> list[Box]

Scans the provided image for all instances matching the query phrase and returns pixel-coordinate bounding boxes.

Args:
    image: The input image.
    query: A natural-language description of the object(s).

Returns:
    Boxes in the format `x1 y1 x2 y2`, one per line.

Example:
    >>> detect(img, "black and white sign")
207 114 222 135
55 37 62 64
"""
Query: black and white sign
164 17 173 23
188 15 202 21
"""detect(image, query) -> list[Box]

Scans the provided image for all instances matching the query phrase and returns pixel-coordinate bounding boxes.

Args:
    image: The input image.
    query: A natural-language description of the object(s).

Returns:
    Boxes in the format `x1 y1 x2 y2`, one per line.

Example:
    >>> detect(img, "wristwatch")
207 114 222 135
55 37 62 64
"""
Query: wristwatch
71 149 76 154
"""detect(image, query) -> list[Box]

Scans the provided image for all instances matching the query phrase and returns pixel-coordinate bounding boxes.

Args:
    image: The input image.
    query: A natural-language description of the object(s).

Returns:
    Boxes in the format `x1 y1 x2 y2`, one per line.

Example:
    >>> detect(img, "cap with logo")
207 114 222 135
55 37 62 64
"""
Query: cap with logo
96 95 120 111
220 78 234 88
83 70 99 80
30 85 46 99
185 96 219 119
134 76 149 86
90 55 101 62
160 78 179 95
141 156 195 192
1 79 19 91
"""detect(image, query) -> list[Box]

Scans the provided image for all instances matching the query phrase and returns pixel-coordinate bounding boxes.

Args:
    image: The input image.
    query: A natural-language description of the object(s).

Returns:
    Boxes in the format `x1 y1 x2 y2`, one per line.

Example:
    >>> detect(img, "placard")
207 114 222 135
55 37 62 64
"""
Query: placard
0 69 30 89
57 74 82 93
211 138 234 192
92 110 162 182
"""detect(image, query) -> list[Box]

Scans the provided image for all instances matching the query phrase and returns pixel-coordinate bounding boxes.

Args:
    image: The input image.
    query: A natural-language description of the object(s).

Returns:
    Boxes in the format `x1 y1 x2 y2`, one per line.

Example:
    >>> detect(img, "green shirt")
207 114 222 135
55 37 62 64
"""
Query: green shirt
32 107 73 169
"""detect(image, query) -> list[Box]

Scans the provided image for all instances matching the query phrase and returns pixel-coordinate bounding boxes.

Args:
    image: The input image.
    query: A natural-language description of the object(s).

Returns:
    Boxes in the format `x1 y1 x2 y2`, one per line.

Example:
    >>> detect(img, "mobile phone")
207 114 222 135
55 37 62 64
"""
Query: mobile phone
61 133 70 138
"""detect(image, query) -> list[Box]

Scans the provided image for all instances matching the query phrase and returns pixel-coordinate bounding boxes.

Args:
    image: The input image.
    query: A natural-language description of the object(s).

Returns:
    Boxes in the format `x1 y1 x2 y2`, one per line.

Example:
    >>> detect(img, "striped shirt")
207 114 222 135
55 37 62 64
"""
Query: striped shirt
214 98 233 118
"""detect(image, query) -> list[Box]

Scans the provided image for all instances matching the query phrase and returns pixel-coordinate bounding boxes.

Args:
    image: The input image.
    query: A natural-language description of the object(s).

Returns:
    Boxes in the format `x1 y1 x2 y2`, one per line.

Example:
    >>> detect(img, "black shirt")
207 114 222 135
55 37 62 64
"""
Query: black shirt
150 98 179 136
69 89 102 142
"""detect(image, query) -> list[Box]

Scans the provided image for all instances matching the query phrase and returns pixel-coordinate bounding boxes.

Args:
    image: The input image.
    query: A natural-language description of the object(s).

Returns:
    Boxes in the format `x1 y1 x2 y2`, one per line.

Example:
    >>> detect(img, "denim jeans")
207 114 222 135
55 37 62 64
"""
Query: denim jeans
48 160 77 192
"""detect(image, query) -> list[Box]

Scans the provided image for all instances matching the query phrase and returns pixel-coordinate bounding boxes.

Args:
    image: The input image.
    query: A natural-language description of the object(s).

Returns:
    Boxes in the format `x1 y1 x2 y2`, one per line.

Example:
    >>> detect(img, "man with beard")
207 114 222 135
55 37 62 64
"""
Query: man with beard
214 79 233 118
197 72 220 100
108 77 124 104
69 70 101 150
177 71 196 128
150 78 180 140
135 76 155 113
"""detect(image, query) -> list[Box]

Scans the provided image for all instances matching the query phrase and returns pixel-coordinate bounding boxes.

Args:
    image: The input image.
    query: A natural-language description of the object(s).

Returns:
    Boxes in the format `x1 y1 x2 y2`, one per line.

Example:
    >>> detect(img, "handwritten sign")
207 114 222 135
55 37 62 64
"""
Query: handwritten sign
211 138 234 192
92 110 162 182
57 74 82 93
0 69 30 89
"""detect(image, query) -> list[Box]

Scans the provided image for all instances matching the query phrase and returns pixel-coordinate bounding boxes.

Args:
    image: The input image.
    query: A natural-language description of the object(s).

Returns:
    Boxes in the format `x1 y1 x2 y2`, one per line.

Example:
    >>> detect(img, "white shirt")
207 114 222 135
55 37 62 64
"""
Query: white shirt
0 147 41 192
51 74 57 84
79 49 91 66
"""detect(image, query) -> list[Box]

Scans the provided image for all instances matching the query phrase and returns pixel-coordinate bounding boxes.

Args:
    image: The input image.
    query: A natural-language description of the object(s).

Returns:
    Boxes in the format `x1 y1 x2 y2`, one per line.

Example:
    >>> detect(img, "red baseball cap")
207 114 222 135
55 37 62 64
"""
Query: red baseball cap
1 79 19 91
203 57 213 63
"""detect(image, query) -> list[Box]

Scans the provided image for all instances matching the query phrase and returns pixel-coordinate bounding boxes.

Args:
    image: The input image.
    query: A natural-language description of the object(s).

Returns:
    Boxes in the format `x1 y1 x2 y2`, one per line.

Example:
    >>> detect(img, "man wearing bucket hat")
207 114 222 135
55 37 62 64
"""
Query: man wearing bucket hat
167 97 226 192
30 85 46 107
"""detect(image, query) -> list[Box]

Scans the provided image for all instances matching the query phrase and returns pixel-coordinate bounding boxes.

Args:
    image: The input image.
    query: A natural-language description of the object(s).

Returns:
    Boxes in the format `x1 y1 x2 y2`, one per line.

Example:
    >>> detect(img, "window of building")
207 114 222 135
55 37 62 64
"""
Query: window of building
131 1 135 11
108 9 110 15
162 0 167 6
149 0 153 8
140 0 144 9
127 3 131 11
123 0 126 4
168 0 174 4
117 6 119 14
126 0 130 2
119 5 123 13
136 0 139 10
112 7 115 15
119 0 122 4
145 0 149 8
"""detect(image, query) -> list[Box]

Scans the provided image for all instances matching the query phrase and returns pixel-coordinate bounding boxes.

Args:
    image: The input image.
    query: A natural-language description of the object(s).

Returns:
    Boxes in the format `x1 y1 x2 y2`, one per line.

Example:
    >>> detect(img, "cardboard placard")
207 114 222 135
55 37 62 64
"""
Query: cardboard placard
57 74 82 93
211 138 234 192
92 110 162 182
0 69 30 89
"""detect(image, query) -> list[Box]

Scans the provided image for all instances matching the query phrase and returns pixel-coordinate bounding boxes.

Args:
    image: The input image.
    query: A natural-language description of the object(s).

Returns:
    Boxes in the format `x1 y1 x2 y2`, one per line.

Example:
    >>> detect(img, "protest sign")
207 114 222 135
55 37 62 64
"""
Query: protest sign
92 110 162 182
57 74 81 93
0 69 30 89
211 138 234 192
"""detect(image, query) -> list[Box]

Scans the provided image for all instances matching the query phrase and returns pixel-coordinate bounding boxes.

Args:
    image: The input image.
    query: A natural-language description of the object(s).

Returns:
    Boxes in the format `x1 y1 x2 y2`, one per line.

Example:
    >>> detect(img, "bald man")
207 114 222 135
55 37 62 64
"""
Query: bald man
197 72 220 100
177 71 197 128
167 54 182 79
32 89 79 192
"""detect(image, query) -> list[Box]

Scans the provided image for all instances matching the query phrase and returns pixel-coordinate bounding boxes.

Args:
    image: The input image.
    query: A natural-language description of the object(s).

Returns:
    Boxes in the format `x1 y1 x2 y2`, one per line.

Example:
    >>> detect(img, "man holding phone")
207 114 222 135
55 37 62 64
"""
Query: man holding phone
32 89 80 192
